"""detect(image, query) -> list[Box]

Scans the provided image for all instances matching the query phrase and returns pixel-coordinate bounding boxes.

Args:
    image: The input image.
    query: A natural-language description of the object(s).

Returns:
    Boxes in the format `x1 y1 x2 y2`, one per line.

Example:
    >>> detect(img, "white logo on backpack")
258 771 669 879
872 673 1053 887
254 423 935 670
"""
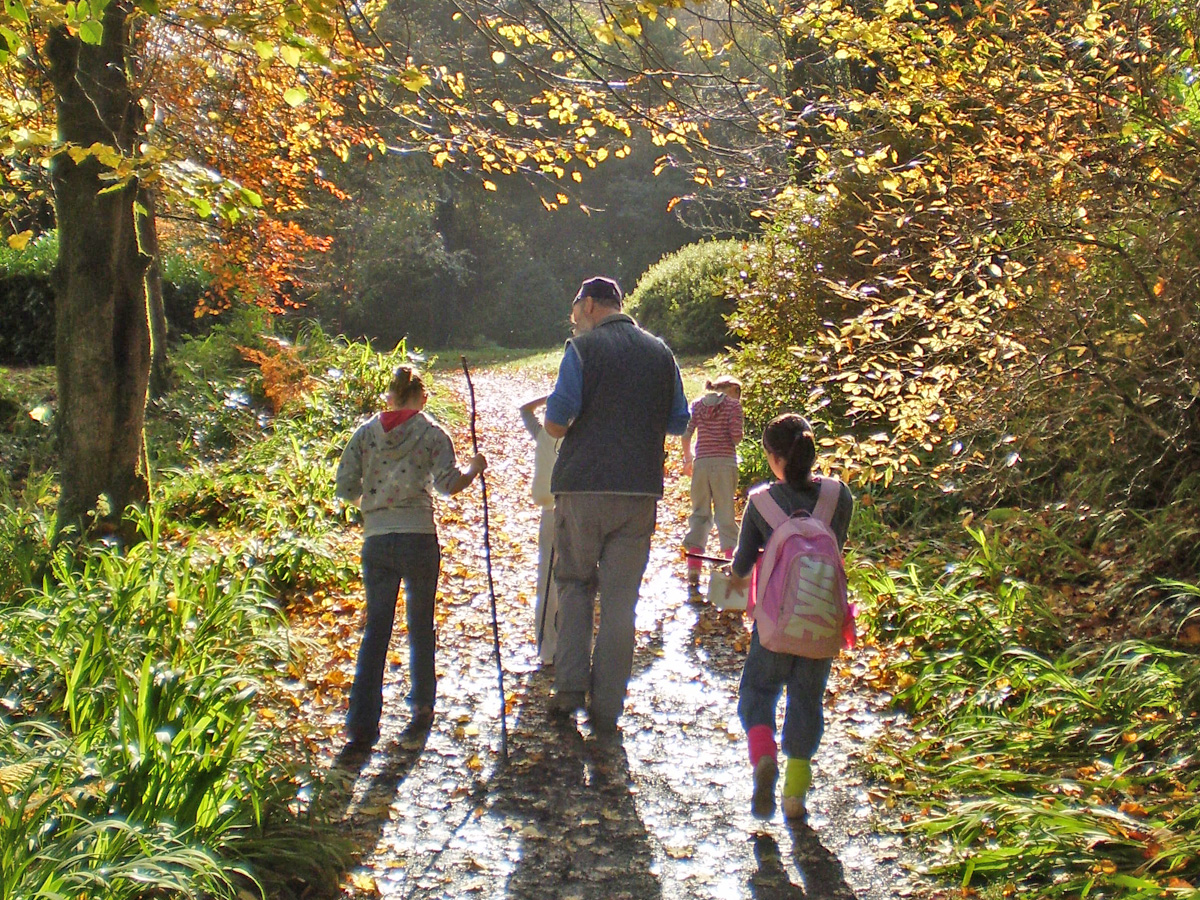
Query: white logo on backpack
748 477 854 659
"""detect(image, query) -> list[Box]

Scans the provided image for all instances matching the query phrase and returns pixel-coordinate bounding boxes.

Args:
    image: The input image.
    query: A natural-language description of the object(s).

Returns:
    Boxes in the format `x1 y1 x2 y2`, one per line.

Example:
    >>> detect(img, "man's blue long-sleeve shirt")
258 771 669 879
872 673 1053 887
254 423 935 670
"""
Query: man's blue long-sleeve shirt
546 343 691 435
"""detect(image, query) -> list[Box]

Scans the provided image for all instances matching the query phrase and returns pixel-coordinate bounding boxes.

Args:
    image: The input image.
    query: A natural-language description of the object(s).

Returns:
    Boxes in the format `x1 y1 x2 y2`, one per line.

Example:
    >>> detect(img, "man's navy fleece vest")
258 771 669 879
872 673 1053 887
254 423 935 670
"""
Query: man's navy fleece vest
551 313 677 497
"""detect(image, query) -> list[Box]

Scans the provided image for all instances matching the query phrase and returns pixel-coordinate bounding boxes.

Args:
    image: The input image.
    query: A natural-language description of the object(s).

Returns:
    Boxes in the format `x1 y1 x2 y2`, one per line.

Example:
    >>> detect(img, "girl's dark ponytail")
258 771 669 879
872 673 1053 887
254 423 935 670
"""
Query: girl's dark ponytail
763 413 816 489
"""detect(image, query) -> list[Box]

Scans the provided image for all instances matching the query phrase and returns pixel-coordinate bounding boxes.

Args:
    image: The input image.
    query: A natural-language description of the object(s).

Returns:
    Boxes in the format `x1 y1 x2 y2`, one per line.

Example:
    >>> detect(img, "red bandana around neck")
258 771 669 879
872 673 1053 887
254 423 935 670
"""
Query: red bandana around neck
381 409 419 432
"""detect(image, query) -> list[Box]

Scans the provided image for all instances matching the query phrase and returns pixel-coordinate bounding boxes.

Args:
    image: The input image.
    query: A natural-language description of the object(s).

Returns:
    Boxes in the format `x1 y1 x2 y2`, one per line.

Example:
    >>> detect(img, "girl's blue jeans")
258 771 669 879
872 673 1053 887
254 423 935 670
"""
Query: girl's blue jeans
737 627 833 760
346 532 441 743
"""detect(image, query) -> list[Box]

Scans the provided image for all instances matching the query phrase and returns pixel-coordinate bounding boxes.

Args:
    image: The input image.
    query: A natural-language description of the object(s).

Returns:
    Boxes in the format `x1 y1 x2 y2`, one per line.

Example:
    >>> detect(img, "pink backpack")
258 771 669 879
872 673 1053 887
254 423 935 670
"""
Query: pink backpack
748 477 855 658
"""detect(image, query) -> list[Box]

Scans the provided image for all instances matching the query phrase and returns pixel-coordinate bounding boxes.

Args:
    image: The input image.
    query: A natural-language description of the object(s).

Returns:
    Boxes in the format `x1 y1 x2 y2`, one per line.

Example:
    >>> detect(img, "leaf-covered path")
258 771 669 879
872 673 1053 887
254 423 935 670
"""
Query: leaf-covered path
296 365 927 900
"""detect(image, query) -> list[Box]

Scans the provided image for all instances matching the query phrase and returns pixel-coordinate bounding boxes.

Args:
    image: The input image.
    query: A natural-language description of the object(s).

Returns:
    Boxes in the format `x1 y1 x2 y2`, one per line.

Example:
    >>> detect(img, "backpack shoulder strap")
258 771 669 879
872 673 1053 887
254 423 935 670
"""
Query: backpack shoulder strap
749 484 789 530
811 476 841 527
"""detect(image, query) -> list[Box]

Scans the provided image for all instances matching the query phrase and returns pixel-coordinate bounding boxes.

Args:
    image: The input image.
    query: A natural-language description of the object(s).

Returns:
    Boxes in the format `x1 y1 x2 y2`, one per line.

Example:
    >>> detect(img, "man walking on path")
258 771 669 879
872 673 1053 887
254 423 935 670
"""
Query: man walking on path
543 276 690 733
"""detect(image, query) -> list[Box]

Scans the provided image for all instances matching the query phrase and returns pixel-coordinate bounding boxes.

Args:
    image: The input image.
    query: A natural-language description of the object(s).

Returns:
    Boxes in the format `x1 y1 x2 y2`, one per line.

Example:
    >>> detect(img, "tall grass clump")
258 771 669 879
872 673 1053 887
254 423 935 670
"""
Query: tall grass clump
857 529 1200 898
0 509 344 899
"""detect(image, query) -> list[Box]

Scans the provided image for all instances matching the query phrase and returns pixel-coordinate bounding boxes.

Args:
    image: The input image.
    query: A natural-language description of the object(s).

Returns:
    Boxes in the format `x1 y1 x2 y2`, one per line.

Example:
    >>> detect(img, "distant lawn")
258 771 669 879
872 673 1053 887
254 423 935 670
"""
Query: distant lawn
425 347 731 429
677 353 730 400
431 347 728 395
429 346 562 377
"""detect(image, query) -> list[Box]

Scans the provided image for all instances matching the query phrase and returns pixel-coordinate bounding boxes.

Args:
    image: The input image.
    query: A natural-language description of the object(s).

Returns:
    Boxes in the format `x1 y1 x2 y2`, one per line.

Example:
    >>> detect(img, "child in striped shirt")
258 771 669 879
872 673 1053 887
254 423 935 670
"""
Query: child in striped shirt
681 375 744 589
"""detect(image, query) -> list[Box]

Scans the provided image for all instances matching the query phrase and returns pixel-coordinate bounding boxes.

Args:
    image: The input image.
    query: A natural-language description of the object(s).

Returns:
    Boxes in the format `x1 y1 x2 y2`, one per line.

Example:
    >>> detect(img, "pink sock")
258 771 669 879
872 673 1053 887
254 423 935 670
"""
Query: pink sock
747 725 777 767
686 547 703 572
722 547 734 560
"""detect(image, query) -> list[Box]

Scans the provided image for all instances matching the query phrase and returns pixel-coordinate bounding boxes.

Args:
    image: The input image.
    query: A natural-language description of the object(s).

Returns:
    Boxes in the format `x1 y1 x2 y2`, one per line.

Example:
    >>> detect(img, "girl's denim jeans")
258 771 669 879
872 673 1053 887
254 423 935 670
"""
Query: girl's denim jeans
346 532 441 743
737 628 833 760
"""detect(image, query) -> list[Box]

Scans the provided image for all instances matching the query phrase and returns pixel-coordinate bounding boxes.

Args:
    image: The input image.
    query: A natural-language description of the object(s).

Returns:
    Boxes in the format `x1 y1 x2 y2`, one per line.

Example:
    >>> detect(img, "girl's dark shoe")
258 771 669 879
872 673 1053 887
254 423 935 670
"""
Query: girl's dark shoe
399 707 434 750
406 707 435 733
343 728 379 748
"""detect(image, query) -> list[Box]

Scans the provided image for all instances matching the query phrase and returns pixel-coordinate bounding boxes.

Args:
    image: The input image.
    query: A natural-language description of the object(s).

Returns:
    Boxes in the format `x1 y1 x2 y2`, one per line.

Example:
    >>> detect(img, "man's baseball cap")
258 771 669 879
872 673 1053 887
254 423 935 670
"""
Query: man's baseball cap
573 276 622 305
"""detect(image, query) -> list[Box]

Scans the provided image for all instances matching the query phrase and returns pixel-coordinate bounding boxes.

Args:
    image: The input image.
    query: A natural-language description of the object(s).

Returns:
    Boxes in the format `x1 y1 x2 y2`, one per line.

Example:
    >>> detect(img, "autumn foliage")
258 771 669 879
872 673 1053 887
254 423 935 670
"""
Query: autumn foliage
730 0 1200 521
235 340 314 415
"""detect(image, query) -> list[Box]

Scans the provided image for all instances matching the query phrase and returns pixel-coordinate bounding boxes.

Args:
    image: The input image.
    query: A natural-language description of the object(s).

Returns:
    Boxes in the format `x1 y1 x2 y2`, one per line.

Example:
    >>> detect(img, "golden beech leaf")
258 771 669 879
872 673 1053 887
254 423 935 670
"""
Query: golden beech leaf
6 231 33 251
400 68 431 92
347 872 378 894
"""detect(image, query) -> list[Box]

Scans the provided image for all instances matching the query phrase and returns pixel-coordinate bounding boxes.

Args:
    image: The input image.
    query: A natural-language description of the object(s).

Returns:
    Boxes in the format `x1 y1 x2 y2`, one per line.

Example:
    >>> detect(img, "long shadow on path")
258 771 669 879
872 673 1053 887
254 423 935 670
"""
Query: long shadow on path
355 665 664 900
314 729 431 889
750 825 857 900
488 669 662 900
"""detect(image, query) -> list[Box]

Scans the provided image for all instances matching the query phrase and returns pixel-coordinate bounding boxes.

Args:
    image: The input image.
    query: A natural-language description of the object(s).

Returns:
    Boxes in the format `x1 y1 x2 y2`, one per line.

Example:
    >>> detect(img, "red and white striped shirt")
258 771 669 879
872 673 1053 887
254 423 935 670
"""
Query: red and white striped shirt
687 393 744 459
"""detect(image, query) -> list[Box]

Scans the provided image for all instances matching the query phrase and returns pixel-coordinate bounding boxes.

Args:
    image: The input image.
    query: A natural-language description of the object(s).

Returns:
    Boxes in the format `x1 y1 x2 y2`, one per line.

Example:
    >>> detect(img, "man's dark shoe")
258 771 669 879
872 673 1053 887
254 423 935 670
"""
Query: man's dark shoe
550 690 586 717
588 709 620 738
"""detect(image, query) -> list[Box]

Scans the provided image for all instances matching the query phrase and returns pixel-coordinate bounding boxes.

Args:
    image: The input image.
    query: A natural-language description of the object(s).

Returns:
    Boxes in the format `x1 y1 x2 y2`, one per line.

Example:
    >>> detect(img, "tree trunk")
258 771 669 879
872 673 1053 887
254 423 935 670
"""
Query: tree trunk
139 185 170 399
46 2 152 541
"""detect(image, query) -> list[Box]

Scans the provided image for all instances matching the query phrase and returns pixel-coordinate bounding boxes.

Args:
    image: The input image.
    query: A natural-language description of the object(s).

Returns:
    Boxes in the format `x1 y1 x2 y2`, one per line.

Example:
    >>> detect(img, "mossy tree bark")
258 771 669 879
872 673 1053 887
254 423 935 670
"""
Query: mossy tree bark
46 2 152 541
139 185 170 399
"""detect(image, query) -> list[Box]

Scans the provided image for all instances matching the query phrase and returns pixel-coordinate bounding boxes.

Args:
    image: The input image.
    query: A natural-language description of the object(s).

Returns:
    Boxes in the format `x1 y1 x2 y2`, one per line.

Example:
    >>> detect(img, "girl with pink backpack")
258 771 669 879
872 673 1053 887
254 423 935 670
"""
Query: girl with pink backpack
727 414 854 821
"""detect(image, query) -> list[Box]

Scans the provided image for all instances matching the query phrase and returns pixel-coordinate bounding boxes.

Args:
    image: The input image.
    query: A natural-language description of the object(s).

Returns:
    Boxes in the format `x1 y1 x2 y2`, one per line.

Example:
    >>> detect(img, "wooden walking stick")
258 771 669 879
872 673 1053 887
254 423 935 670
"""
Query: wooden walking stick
684 550 735 566
460 356 509 759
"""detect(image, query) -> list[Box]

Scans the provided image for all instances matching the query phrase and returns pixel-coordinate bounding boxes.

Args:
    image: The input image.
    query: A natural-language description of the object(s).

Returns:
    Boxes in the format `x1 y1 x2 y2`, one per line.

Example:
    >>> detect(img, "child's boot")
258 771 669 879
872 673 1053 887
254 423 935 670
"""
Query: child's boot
685 546 702 589
782 757 812 820
748 725 778 820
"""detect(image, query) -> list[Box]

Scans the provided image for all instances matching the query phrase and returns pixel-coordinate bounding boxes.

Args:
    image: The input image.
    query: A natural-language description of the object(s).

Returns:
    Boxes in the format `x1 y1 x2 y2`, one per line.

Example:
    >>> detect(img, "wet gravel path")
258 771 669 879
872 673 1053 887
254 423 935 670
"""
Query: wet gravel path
304 367 930 900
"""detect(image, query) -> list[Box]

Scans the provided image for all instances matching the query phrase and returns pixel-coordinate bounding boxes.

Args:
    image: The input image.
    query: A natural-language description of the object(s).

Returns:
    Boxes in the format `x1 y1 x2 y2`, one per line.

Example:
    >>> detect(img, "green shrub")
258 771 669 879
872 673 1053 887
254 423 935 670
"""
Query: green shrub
160 251 216 336
0 474 53 600
0 231 59 278
0 232 215 365
626 239 748 354
0 369 58 494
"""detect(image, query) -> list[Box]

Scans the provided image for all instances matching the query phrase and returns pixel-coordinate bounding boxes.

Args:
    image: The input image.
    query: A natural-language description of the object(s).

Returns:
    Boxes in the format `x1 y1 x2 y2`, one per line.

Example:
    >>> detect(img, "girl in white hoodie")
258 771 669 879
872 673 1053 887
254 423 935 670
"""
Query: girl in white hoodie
336 366 485 750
